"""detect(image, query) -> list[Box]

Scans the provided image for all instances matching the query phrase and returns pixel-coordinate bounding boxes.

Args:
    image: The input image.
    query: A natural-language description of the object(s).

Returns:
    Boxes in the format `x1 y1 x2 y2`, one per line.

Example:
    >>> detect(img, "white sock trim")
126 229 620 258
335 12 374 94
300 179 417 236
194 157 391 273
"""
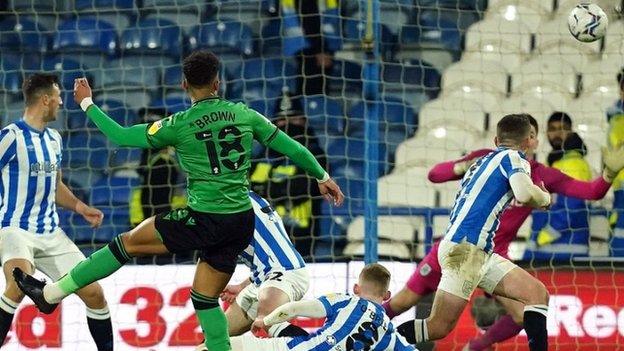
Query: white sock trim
86 305 110 320
524 304 549 318
414 319 429 343
0 295 19 314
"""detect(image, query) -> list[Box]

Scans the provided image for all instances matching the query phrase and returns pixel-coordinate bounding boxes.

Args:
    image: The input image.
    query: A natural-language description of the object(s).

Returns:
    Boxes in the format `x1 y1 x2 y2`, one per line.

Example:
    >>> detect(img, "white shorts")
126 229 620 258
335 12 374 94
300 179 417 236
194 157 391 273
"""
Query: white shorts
236 268 309 319
232 334 290 351
0 226 85 281
437 240 517 300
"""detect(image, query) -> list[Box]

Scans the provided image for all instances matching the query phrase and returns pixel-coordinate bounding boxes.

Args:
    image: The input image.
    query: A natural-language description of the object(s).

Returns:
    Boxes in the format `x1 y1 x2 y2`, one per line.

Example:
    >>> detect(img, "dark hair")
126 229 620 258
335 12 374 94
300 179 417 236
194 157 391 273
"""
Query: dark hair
526 114 538 134
547 111 572 128
359 263 391 296
496 113 532 144
22 73 59 106
617 68 624 90
182 50 220 88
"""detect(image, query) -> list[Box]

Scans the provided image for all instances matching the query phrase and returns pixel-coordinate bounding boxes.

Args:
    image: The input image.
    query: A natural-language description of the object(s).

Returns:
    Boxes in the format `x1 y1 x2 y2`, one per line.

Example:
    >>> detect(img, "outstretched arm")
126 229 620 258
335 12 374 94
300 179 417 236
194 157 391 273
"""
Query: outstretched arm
56 171 103 228
541 166 611 200
428 149 492 183
74 78 151 148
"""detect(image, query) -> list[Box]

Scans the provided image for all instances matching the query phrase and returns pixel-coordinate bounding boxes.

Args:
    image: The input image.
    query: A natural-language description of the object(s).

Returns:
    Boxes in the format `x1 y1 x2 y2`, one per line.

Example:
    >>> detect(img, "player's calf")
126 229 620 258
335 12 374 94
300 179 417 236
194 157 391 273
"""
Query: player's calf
77 283 113 351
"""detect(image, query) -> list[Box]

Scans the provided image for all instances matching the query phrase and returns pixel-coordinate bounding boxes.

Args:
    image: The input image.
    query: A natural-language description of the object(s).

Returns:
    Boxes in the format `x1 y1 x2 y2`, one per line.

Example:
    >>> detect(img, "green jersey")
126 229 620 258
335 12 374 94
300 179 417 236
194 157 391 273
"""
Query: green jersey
145 97 279 213
85 96 327 215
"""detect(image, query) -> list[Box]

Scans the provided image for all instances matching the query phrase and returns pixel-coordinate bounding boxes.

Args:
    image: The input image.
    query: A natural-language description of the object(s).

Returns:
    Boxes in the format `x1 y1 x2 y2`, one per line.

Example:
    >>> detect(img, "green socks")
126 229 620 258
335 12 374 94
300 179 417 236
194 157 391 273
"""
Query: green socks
191 290 231 351
45 236 131 302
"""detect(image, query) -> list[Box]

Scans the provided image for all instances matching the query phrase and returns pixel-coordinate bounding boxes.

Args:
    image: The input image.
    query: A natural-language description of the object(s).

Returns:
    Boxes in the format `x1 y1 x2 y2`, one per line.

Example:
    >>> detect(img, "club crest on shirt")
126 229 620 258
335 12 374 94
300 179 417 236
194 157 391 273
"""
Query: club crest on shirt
148 120 164 136
419 263 432 276
325 335 337 346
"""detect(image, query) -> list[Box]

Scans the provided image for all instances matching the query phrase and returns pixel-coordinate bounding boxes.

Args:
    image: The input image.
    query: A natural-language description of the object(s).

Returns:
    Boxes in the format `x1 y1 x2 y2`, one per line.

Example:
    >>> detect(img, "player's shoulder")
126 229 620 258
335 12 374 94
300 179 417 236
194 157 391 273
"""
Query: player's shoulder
0 124 19 139
44 127 62 141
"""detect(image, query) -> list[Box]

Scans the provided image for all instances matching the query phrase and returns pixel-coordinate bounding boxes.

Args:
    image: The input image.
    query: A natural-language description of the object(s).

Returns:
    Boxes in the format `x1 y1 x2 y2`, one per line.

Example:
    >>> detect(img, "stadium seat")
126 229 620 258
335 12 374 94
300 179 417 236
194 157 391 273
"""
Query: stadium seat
536 17 602 55
0 70 23 99
74 0 135 11
494 95 555 126
120 18 183 60
162 65 182 90
464 18 533 55
327 58 364 96
69 207 130 243
348 97 417 137
511 57 578 99
441 89 503 114
347 216 419 243
485 0 550 29
68 98 139 131
96 58 160 90
188 19 254 57
441 58 509 95
393 128 475 169
149 97 191 114
0 17 50 53
343 18 395 59
382 60 441 98
72 0 136 33
53 18 117 56
303 95 346 136
239 58 297 97
9 0 66 11
378 166 438 207
96 91 152 110
3 101 25 125
418 97 487 131
248 99 277 119
326 138 388 176
90 176 140 206
63 132 110 170
259 19 282 56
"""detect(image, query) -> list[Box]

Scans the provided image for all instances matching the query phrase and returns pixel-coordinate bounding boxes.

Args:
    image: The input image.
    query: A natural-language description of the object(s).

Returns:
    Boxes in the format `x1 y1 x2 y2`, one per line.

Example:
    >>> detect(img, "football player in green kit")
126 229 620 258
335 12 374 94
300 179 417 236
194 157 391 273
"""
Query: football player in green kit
14 50 344 351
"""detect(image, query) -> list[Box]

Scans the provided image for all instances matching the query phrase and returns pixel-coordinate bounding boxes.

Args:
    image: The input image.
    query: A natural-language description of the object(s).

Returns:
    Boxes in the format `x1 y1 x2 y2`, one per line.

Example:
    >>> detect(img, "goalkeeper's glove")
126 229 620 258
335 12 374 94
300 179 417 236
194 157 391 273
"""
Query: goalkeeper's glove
602 146 624 182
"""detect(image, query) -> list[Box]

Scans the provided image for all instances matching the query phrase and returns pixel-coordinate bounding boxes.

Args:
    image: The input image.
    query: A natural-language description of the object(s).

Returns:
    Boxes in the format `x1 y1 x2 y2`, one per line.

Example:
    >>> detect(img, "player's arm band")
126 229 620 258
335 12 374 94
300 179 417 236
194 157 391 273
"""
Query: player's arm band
263 300 327 326
266 130 327 180
81 98 151 148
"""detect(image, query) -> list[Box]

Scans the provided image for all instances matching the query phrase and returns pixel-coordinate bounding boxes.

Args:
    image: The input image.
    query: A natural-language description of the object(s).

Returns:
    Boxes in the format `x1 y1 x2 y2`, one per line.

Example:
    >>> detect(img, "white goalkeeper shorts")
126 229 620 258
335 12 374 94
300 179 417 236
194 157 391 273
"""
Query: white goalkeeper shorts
0 226 85 281
236 268 309 319
437 240 517 300
232 334 290 351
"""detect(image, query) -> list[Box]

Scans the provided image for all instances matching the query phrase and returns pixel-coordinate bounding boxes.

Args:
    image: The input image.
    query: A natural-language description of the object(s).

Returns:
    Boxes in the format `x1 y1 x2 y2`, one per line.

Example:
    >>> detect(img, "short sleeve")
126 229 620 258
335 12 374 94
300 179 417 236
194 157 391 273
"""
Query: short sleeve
49 129 63 164
501 151 530 179
0 129 17 169
317 294 350 319
146 114 178 148
248 106 279 145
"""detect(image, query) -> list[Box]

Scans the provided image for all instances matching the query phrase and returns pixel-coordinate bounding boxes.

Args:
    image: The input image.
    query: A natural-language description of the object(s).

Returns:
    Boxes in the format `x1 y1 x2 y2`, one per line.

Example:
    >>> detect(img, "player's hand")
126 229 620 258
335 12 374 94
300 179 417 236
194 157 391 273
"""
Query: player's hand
76 202 104 228
219 284 243 303
602 146 624 181
73 78 92 105
318 177 344 207
251 317 268 334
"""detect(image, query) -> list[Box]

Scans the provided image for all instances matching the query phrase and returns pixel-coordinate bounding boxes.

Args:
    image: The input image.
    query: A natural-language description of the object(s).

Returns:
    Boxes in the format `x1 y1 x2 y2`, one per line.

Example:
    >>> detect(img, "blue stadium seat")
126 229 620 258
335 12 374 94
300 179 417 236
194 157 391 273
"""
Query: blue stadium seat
349 97 417 135
162 65 182 89
302 96 345 136
53 18 117 56
259 19 281 55
1 53 40 71
69 207 130 243
98 58 160 89
42 56 91 90
9 0 66 11
90 176 139 206
120 18 182 59
403 13 462 52
0 17 50 53
149 98 190 114
94 99 138 125
63 132 110 170
326 138 388 176
239 58 297 96
381 60 441 99
188 19 254 56
110 148 142 168
328 59 363 95
63 169 104 193
248 99 276 118
74 0 135 11
0 71 23 98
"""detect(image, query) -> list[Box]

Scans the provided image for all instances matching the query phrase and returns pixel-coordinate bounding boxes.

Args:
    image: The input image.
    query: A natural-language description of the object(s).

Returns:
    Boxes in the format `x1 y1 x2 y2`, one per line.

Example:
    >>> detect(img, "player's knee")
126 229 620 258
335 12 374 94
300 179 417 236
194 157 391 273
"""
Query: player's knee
527 280 549 305
4 282 25 303
427 315 457 339
78 283 107 308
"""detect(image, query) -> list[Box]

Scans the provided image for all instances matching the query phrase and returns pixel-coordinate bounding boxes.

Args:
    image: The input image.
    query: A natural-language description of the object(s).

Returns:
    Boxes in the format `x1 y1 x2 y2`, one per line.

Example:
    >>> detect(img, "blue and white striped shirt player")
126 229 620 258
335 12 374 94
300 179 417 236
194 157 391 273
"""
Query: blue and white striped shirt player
240 192 306 286
444 147 531 253
288 294 415 351
0 121 62 235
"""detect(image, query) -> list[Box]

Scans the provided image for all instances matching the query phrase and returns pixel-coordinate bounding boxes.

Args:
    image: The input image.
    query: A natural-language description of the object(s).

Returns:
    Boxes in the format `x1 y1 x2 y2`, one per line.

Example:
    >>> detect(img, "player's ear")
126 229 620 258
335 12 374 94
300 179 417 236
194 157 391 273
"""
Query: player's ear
181 78 188 91
353 283 360 295
494 136 500 147
383 290 391 301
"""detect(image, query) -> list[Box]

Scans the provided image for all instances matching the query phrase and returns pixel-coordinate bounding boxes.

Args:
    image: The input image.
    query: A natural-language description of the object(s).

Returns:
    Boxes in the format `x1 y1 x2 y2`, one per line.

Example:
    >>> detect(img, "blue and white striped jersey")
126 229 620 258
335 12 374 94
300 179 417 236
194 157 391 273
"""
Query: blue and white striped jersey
239 192 305 285
288 294 415 351
444 148 531 253
0 121 62 235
